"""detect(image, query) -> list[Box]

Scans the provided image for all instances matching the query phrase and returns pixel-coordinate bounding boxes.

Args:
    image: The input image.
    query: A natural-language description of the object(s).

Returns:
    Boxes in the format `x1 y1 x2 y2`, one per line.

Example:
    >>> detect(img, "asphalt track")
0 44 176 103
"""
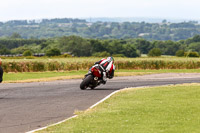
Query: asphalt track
1 73 200 133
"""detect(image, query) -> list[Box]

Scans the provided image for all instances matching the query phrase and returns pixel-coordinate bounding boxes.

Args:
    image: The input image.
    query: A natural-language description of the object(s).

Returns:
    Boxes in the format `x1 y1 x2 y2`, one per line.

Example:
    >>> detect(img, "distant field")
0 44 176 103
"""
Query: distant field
2 57 200 72
36 84 200 133
2 56 200 62
2 57 102 63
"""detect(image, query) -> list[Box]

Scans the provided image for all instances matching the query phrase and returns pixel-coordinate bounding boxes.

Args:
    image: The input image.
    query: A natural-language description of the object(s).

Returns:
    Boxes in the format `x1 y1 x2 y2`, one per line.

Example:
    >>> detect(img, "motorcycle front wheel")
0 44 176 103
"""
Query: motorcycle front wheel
80 75 93 90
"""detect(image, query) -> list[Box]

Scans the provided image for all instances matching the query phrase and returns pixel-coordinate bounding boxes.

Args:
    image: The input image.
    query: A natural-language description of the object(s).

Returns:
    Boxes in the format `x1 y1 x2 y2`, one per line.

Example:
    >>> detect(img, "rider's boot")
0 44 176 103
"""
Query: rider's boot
102 72 107 84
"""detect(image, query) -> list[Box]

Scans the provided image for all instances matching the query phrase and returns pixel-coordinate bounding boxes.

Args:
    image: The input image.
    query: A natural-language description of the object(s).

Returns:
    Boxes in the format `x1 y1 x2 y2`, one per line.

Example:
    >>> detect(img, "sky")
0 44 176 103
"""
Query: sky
0 0 200 21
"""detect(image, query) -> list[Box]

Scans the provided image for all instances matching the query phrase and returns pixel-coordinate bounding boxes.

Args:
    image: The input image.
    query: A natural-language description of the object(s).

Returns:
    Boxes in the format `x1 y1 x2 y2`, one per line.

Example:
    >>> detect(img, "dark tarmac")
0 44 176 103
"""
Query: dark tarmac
1 73 200 133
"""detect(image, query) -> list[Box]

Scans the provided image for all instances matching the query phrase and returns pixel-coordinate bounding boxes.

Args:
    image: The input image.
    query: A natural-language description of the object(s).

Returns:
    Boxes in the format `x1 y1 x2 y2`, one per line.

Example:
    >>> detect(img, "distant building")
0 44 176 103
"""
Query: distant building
138 33 150 37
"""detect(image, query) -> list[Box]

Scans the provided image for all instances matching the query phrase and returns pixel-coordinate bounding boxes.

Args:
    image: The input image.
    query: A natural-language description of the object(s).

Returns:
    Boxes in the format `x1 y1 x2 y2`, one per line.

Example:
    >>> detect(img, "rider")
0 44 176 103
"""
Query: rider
0 58 3 83
95 56 115 84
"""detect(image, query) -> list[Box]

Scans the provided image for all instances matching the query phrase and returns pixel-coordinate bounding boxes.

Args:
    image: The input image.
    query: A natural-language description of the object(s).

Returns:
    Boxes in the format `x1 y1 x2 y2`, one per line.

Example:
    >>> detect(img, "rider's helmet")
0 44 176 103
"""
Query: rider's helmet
107 56 114 63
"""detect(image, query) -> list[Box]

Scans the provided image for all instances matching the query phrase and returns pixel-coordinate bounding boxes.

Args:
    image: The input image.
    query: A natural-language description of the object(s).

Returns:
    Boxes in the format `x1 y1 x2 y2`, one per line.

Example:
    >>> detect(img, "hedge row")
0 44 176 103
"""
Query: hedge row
1 61 93 72
2 60 200 72
116 60 200 69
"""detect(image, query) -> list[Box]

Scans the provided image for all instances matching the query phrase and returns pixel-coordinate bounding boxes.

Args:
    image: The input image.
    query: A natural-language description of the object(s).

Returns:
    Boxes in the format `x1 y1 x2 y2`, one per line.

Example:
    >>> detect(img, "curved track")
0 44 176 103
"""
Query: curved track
1 73 200 133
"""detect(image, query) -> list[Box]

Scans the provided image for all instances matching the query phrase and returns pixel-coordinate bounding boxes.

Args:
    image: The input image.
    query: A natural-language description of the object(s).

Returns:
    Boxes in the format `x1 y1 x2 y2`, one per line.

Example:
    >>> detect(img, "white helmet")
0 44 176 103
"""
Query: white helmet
107 56 114 63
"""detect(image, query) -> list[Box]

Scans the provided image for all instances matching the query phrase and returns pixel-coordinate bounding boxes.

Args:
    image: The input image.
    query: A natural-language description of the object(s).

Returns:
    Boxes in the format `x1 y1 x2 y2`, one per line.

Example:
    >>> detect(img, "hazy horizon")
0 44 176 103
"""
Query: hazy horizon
1 0 200 22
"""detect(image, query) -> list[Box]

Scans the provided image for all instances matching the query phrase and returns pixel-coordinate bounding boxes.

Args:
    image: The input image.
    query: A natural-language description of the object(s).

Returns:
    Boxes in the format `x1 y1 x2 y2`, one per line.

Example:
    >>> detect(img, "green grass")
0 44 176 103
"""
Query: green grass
37 84 200 133
3 71 87 82
3 69 200 83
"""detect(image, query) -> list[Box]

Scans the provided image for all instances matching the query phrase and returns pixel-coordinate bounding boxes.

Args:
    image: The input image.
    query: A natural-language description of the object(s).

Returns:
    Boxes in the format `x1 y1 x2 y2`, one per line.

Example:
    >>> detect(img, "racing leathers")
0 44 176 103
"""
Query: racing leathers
95 58 115 84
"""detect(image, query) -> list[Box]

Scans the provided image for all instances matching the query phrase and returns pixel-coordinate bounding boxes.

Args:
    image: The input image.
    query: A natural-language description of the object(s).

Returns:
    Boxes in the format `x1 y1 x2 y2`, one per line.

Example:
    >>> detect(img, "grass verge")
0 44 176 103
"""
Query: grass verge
3 71 87 83
3 69 200 83
36 83 200 133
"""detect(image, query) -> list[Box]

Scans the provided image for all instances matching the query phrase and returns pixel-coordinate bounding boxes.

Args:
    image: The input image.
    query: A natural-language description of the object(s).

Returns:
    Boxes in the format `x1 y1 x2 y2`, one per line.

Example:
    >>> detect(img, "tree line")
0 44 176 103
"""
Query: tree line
1 34 200 57
0 18 200 41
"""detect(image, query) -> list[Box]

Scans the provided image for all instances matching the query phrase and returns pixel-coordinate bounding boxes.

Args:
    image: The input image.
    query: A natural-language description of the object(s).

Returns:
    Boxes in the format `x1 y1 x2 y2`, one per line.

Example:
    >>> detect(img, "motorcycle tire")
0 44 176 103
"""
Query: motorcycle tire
80 75 93 90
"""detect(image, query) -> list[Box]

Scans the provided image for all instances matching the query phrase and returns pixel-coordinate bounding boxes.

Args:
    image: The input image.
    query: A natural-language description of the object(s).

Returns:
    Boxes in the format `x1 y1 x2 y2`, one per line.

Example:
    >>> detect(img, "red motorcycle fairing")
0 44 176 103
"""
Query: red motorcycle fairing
91 67 102 77
80 65 104 90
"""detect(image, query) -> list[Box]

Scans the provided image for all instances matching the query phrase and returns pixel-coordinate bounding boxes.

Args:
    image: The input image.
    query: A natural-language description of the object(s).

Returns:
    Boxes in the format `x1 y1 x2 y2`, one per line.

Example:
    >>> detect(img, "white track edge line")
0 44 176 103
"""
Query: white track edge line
89 90 120 109
26 89 121 133
26 84 176 133
26 115 78 133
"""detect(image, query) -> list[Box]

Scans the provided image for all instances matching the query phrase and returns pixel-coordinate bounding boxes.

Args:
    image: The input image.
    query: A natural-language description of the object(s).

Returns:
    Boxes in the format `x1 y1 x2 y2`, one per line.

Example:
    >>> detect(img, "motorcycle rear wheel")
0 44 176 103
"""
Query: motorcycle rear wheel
80 75 93 90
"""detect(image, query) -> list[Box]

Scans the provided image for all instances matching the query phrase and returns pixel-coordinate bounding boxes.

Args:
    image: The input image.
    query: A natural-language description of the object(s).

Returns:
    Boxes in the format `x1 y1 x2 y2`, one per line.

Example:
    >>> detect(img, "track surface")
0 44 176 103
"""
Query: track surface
1 73 200 133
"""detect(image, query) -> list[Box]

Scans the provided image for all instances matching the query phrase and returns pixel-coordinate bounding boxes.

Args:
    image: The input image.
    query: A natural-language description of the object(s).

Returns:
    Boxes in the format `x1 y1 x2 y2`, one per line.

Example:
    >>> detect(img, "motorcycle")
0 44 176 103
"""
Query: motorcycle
80 64 105 90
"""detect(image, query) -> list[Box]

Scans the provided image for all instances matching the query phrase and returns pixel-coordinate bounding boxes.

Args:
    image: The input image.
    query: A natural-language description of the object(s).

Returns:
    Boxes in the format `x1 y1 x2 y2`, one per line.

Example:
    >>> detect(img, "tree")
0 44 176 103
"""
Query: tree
162 19 167 23
191 35 200 42
10 32 22 39
108 40 124 55
148 48 162 57
175 50 185 57
122 44 140 57
0 45 11 55
90 39 105 54
23 50 32 56
135 39 152 54
58 36 92 56
153 40 180 55
45 48 61 56
188 42 200 52
184 51 199 57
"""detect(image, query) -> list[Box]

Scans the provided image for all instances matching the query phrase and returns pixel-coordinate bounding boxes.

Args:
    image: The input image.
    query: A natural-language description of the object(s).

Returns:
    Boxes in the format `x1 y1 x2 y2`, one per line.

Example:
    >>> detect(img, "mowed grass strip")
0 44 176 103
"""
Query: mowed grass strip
3 71 87 83
37 84 200 133
3 69 200 83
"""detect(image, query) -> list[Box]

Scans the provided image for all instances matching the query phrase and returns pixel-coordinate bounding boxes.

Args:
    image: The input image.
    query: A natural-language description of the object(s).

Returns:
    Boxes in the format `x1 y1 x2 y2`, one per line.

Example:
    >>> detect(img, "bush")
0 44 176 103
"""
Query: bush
184 51 199 57
23 50 32 56
148 48 162 57
46 48 61 57
176 50 185 57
